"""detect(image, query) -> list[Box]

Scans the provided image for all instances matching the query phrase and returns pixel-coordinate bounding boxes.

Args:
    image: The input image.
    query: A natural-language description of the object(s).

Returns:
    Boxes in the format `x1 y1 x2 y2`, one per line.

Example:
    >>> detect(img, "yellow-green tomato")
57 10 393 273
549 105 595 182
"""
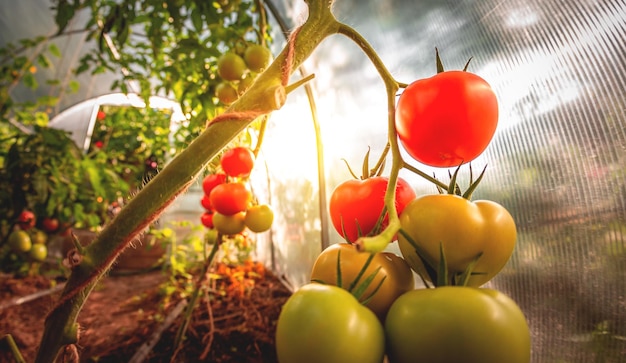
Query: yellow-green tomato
398 194 516 286
212 211 246 235
29 244 48 262
276 283 385 363
385 286 530 363
310 243 414 320
244 204 274 233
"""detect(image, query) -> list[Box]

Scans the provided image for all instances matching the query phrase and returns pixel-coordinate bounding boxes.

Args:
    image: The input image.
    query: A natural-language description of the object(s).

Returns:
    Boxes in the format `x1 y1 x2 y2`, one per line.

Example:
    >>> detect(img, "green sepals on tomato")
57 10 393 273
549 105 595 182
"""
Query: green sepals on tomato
385 286 530 363
310 243 414 320
329 176 416 243
275 283 385 363
398 194 516 287
395 70 498 168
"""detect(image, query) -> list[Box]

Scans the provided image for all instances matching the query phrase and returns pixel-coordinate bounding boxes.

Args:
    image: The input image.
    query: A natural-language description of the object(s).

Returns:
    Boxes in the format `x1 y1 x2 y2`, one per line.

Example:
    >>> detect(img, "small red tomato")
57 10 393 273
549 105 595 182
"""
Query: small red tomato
329 177 416 243
96 110 106 120
209 182 251 215
41 217 59 233
220 147 255 177
17 210 36 230
200 212 214 229
200 194 213 210
202 173 227 196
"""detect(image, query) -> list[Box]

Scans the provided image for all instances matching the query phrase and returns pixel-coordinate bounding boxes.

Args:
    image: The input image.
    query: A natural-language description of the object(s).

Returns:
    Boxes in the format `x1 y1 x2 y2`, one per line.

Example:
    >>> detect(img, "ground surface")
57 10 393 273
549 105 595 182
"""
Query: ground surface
0 263 292 363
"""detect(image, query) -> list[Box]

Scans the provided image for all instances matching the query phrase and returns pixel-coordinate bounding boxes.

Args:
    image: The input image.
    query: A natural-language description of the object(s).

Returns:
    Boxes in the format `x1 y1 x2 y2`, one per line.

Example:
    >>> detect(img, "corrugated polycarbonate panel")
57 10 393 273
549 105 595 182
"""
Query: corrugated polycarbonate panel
272 0 626 361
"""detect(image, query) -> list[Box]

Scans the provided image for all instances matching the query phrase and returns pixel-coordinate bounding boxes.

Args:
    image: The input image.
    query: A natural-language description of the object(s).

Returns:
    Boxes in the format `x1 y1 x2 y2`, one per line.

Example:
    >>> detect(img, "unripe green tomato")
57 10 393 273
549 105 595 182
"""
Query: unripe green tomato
213 212 246 235
217 52 247 81
8 230 32 253
276 283 385 363
29 244 48 262
385 286 530 363
215 82 239 104
244 44 272 73
244 204 274 233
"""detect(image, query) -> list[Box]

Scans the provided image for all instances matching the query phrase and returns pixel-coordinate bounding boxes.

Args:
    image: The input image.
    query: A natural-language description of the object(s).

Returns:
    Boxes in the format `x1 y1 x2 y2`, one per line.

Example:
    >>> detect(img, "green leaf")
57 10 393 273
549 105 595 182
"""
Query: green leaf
22 73 38 89
54 0 76 35
48 43 61 58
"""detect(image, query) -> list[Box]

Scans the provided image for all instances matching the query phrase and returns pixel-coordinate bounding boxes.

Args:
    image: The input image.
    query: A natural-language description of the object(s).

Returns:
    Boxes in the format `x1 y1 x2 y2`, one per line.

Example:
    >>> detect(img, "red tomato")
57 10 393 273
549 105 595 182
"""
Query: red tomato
17 210 36 230
329 177 416 243
41 217 59 233
96 110 106 120
395 71 498 167
220 147 255 177
202 173 227 196
200 212 214 228
200 194 213 211
209 182 251 215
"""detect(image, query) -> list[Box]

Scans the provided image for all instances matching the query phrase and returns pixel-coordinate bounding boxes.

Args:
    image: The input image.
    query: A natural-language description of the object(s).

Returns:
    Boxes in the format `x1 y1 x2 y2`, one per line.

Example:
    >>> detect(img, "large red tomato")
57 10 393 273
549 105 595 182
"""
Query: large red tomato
329 177 416 243
395 71 498 167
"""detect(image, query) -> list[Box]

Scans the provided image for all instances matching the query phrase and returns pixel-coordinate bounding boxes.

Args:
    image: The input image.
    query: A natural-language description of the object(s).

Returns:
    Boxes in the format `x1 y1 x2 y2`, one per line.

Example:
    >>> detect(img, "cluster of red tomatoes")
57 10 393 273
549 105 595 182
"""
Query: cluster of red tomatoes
199 146 274 236
276 70 531 363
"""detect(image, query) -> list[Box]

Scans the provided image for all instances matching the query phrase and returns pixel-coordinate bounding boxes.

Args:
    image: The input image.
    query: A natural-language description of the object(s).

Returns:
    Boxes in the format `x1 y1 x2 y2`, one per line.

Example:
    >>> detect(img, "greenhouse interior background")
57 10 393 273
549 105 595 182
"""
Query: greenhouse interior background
1 0 625 362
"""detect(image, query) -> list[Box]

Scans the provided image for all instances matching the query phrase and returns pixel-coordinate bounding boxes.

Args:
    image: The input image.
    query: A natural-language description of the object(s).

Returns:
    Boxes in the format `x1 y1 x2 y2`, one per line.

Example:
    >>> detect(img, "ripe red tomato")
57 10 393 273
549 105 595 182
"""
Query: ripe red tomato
310 243 414 320
200 194 213 211
398 194 516 286
220 147 255 177
96 110 106 120
329 176 416 243
209 182 251 215
276 283 385 363
202 173 227 196
41 217 59 233
385 287 530 363
200 212 214 229
395 71 498 167
17 210 36 230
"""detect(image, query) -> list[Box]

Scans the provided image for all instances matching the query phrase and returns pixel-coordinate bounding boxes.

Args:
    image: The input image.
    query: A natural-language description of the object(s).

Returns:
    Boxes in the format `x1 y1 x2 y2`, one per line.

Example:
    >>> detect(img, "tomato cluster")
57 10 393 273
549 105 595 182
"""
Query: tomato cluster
1 210 68 275
215 44 272 105
199 147 274 236
276 66 530 362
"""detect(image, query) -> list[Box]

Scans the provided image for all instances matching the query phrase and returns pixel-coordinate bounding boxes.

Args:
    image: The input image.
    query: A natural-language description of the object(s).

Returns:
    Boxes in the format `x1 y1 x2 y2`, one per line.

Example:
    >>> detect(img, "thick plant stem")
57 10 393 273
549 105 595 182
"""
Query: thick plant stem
34 1 341 361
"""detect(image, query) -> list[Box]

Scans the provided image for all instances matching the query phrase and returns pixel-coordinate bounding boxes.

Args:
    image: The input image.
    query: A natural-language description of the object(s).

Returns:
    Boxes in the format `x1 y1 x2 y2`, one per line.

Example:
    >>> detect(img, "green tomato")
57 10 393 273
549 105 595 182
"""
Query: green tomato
29 244 48 262
398 194 516 286
8 230 32 253
244 204 274 233
212 212 246 235
217 52 247 81
276 283 385 363
385 286 530 363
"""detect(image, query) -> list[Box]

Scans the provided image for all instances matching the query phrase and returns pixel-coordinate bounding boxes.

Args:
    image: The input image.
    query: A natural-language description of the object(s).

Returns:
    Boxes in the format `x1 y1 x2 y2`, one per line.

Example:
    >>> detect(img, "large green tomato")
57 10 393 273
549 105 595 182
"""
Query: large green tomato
310 243 414 320
385 286 530 363
398 194 516 286
276 283 385 363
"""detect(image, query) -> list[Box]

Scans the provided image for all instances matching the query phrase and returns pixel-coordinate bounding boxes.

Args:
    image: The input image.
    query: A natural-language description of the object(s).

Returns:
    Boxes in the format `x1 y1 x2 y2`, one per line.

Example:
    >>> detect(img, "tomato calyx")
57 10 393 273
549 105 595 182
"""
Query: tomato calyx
435 47 473 74
312 247 387 305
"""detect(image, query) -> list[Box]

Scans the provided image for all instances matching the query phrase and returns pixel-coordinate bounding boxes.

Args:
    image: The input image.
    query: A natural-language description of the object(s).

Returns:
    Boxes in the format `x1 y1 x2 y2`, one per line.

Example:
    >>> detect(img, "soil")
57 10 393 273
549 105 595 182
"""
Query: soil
0 263 292 363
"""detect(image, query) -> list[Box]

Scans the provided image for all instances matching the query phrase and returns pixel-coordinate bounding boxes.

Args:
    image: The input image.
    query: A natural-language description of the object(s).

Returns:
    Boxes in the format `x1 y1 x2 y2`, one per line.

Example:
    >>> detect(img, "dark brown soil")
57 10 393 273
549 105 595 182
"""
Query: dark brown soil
0 263 292 363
